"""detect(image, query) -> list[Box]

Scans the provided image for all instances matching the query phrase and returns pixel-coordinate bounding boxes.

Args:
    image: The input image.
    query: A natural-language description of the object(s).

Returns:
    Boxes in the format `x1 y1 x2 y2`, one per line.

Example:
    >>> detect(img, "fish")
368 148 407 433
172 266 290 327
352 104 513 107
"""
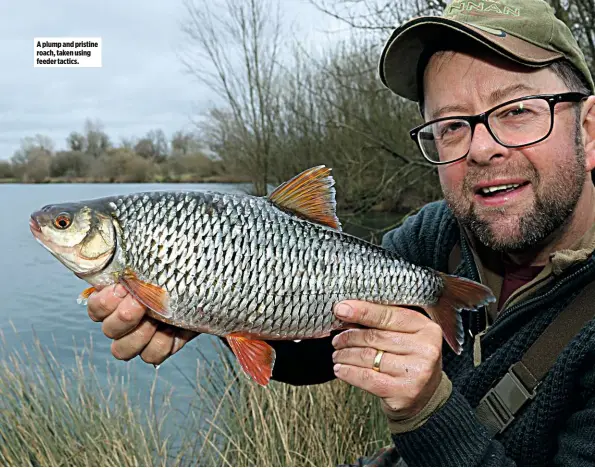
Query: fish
29 165 495 386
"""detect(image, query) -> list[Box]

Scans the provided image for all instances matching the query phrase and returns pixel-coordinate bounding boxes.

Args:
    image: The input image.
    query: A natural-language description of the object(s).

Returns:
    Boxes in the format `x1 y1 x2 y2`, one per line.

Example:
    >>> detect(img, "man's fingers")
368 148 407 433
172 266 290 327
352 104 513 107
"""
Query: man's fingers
87 284 129 322
331 328 422 355
333 363 399 399
111 319 159 361
86 283 199 365
140 326 176 365
334 301 429 332
101 295 147 339
108 315 198 364
333 347 419 377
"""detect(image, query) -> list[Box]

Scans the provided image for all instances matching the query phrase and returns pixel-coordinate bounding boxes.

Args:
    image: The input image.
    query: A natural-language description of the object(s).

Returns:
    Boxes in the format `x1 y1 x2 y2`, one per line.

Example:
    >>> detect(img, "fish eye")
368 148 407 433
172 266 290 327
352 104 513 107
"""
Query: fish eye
54 213 72 230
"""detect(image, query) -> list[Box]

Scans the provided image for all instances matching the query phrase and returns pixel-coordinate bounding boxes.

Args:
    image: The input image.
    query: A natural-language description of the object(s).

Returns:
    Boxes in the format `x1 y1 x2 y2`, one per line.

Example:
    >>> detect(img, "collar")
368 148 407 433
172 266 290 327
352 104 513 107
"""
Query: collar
548 219 595 275
455 214 595 319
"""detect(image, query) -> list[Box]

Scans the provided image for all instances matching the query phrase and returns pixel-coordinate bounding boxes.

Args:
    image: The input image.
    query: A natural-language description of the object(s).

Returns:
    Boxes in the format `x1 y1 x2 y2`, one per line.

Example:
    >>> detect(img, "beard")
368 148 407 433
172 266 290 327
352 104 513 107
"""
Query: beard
445 129 586 253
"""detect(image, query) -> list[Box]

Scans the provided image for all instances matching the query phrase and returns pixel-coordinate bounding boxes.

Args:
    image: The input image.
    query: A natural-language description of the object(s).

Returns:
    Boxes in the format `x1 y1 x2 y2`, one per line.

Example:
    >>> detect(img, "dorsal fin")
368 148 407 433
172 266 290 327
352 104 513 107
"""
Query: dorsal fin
268 165 341 230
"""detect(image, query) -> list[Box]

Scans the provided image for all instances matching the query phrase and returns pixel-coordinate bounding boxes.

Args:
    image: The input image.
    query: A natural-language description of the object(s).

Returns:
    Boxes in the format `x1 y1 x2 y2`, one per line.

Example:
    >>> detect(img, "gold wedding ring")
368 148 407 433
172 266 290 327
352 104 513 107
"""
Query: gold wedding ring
372 349 384 372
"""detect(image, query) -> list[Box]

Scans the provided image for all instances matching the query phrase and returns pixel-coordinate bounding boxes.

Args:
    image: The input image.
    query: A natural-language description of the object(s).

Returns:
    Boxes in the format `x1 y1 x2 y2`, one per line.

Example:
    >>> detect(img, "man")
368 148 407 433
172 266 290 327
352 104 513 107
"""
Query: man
87 0 595 464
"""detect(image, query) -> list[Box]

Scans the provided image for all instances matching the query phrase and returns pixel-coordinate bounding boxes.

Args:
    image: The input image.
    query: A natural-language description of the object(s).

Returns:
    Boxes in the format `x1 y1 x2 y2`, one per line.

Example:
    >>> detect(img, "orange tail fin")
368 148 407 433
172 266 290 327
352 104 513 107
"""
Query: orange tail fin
426 273 496 355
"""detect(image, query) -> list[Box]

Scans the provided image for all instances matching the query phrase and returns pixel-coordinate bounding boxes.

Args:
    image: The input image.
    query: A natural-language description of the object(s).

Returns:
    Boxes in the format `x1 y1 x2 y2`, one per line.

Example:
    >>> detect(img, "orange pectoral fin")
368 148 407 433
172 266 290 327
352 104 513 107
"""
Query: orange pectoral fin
226 333 276 386
77 286 97 305
120 269 171 318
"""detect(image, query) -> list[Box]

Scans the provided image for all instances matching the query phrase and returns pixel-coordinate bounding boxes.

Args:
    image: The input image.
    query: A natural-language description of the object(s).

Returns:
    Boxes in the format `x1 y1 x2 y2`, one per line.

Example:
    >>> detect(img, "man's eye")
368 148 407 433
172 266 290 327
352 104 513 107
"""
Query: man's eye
499 105 534 119
439 122 465 137
507 107 529 116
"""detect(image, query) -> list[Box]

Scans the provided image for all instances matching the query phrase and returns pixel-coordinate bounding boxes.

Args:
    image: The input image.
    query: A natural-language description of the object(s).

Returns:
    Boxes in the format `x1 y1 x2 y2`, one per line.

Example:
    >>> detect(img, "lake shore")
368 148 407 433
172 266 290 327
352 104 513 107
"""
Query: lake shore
0 174 252 184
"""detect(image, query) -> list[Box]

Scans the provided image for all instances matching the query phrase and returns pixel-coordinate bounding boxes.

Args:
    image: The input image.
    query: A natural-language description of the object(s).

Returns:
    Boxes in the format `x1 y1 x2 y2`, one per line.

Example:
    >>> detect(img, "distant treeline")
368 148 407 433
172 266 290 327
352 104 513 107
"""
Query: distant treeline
0 123 229 185
4 0 593 218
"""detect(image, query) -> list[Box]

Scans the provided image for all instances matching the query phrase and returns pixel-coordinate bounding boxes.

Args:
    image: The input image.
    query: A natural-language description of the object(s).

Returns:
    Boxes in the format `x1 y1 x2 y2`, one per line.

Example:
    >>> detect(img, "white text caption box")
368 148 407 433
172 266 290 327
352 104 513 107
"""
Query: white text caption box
34 37 102 68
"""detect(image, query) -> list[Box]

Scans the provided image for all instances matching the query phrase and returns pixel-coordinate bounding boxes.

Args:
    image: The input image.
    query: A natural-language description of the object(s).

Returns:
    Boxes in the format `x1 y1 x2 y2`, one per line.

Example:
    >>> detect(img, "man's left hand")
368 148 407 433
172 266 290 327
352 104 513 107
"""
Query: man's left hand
332 300 444 420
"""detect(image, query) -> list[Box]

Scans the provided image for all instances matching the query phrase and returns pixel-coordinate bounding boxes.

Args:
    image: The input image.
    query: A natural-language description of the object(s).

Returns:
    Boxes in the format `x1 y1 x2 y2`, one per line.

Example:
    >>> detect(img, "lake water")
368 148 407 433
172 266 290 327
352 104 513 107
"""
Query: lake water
0 183 255 417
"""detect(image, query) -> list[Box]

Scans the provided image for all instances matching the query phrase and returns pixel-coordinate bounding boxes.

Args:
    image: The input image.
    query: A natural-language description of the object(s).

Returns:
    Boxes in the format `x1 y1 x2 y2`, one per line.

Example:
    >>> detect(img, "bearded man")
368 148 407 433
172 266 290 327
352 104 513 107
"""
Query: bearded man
87 0 595 464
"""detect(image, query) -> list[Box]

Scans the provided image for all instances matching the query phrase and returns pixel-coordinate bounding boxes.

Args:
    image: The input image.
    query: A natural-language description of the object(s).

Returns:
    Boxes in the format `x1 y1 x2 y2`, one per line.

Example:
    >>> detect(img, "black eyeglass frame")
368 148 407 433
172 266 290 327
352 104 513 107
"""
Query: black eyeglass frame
409 92 589 166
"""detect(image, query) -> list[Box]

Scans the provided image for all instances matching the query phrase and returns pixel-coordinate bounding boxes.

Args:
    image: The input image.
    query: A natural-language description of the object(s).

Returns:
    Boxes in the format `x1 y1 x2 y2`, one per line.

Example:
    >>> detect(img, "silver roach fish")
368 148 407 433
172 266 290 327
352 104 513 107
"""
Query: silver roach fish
30 166 495 385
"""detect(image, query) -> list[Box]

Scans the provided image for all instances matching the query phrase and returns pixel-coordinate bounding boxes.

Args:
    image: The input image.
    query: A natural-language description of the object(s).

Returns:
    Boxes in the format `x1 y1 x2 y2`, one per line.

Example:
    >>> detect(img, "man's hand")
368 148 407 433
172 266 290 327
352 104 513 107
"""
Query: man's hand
87 284 199 365
332 300 443 420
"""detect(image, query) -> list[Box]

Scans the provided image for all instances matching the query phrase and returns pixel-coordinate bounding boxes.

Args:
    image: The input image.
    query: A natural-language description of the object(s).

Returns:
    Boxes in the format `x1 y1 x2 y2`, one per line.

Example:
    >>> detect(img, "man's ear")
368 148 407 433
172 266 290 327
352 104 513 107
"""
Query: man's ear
581 95 595 171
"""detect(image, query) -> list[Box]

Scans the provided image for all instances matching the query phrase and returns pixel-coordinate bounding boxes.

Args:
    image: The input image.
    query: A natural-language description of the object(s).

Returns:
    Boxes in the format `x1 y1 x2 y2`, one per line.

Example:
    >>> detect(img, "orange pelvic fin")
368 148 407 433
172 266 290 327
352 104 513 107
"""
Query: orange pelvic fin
226 333 276 386
77 286 97 305
120 269 171 318
268 165 341 231
426 273 496 355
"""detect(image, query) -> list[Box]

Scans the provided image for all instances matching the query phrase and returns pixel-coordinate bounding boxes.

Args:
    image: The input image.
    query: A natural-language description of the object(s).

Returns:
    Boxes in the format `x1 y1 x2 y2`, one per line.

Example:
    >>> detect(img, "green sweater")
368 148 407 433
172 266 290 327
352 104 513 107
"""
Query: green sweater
380 200 595 466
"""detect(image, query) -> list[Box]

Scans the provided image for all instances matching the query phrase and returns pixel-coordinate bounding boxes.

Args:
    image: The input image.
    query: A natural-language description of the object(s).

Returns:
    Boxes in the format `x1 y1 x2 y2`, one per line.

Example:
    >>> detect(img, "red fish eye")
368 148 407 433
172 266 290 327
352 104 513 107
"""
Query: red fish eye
54 214 71 230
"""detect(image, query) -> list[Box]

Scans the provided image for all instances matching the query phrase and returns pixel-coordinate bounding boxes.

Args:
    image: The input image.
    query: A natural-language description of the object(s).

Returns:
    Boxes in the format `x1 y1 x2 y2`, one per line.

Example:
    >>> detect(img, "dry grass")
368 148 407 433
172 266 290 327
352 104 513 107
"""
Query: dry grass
173 340 391 466
0 333 176 466
0 335 390 466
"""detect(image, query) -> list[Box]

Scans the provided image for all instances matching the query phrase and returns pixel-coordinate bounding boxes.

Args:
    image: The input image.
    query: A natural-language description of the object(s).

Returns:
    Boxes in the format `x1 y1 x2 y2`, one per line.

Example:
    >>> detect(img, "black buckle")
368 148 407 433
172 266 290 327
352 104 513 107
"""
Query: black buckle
477 364 538 434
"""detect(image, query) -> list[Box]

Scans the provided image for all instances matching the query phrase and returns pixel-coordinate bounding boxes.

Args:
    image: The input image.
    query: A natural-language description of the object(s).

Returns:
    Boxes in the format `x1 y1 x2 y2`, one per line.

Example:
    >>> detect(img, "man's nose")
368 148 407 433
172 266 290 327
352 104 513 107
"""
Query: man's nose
467 123 508 165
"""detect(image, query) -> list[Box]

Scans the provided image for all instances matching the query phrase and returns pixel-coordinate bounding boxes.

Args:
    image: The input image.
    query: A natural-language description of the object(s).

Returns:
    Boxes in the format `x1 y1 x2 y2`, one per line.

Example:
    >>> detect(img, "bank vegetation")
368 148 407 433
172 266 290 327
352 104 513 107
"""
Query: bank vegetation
5 0 593 215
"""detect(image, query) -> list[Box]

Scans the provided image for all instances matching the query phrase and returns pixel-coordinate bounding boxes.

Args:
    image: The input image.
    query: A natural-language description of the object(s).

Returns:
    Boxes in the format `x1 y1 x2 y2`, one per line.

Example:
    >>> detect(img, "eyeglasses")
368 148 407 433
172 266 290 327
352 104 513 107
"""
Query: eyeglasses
409 92 588 165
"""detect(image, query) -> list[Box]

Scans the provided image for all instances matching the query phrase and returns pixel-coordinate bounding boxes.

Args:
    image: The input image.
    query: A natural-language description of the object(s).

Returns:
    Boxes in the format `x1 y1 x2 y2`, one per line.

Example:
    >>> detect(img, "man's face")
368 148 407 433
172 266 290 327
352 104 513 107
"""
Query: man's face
423 51 589 252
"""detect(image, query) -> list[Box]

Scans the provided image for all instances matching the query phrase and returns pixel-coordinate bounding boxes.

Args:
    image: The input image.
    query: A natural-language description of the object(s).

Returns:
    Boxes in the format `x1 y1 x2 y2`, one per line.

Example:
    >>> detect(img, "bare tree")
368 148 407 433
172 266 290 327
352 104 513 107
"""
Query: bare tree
119 137 136 151
310 0 443 35
67 131 86 152
181 0 283 195
171 130 201 156
84 119 111 158
312 0 594 76
94 148 156 183
10 134 55 182
274 37 440 216
134 129 169 162
50 151 89 178
0 161 13 179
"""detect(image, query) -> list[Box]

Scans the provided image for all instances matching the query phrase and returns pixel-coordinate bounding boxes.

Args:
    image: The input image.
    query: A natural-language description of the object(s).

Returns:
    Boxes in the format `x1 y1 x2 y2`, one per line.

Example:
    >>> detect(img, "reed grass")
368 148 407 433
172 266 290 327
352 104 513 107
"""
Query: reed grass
182 340 391 466
0 334 391 466
0 331 177 466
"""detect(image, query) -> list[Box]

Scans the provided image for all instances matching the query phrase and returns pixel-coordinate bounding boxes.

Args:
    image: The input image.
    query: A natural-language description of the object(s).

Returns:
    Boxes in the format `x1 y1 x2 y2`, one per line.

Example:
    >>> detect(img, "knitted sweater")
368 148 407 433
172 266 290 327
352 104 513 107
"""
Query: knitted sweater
269 199 595 466
381 200 595 466
269 197 595 466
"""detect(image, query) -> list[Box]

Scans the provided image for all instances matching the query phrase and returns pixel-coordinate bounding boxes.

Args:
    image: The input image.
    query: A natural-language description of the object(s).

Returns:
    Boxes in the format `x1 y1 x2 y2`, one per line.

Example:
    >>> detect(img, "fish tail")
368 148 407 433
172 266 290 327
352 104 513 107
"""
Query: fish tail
426 273 496 355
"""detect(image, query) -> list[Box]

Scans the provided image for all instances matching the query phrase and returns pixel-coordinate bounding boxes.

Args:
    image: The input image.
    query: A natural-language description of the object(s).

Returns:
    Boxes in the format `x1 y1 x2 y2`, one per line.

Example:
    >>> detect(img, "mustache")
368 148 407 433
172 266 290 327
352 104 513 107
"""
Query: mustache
462 165 539 192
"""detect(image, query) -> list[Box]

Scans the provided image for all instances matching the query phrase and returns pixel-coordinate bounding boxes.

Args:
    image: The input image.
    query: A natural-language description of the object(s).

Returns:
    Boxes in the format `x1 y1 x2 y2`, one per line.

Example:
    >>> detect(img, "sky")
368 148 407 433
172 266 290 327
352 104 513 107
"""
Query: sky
0 0 350 160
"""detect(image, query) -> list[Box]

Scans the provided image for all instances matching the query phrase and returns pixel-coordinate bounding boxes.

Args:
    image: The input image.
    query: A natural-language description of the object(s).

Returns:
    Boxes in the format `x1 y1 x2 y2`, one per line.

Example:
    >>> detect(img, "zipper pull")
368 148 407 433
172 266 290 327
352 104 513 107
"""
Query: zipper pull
473 329 486 367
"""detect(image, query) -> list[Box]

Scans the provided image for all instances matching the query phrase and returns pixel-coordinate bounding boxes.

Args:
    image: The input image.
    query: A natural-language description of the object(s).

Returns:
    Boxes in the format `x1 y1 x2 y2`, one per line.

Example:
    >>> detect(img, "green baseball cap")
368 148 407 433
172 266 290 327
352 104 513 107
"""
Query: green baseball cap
378 0 594 101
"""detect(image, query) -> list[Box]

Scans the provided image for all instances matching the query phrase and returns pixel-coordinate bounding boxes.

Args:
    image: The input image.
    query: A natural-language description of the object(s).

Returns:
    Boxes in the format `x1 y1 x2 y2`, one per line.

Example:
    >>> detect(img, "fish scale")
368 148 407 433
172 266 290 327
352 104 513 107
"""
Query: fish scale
31 165 496 386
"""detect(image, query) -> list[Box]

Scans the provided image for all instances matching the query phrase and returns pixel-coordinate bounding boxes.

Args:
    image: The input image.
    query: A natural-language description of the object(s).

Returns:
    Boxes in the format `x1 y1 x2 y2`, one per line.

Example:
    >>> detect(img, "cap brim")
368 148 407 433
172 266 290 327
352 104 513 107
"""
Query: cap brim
379 17 563 101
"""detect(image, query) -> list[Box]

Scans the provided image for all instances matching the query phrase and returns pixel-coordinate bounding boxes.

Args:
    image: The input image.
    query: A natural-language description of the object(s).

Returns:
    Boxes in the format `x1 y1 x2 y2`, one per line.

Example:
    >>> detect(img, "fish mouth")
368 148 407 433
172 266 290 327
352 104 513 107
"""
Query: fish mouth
29 216 42 236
